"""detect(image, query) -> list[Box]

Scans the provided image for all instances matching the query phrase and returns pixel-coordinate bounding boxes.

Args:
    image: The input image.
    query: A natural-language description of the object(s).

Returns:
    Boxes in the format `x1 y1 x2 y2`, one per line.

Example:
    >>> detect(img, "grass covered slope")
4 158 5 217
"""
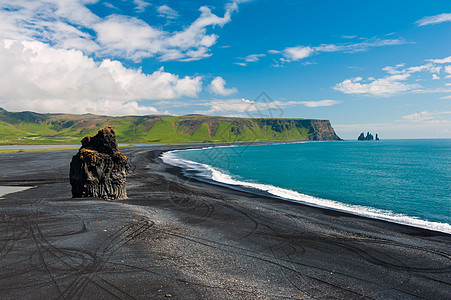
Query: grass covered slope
0 108 341 144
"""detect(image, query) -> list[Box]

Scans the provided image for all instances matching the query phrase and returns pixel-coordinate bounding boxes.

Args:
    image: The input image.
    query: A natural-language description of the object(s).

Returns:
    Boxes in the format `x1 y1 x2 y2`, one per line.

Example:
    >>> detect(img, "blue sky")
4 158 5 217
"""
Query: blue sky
0 0 450 138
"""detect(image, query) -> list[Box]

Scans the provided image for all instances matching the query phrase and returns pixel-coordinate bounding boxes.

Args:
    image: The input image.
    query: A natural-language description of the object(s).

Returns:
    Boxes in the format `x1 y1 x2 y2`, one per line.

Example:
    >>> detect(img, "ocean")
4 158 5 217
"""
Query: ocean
162 139 451 234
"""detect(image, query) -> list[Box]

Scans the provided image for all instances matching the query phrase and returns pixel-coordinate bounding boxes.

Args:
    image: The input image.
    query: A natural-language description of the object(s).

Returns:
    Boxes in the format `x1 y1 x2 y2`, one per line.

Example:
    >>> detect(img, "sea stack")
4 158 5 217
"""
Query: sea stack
70 126 129 200
358 132 374 141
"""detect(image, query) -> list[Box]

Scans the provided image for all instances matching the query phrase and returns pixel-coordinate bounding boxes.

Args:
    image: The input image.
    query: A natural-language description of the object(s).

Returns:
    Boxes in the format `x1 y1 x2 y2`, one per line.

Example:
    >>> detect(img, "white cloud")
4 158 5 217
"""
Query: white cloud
314 38 408 53
235 53 265 66
244 53 265 62
0 1 100 54
0 0 243 62
335 56 451 96
272 38 407 64
382 66 402 75
157 5 178 19
0 40 202 115
198 98 256 114
427 56 451 64
403 111 434 121
288 100 341 107
334 74 419 96
403 111 451 122
161 5 236 61
134 0 150 13
209 77 238 96
94 6 229 62
282 46 315 61
260 100 340 108
416 13 451 26
94 15 163 61
194 98 339 115
17 99 161 116
313 44 344 53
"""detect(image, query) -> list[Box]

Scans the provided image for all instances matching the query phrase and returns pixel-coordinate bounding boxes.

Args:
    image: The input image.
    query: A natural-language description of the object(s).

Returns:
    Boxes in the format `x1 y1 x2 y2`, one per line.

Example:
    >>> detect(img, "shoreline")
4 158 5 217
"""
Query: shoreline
0 145 450 299
0 140 305 154
161 143 451 236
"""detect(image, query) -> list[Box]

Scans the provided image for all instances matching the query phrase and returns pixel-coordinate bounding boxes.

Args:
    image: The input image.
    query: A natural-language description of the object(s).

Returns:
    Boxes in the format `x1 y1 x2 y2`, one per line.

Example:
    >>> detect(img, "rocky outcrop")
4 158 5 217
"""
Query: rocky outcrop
307 120 342 141
358 132 375 141
70 126 128 200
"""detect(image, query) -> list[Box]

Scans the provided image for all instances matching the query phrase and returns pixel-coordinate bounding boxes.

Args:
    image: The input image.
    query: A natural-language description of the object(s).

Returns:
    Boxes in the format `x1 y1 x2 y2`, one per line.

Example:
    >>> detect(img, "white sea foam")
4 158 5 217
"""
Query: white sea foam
0 186 32 198
162 150 451 234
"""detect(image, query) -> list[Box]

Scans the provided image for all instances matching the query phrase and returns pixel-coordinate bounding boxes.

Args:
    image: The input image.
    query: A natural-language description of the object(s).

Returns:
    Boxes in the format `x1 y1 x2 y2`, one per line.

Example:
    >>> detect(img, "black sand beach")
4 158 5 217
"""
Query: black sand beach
0 145 450 299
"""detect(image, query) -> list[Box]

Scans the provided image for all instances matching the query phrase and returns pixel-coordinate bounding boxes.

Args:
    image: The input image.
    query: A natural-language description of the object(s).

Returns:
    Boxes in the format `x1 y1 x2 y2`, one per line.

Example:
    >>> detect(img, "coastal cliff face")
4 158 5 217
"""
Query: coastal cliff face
0 108 341 143
307 120 341 141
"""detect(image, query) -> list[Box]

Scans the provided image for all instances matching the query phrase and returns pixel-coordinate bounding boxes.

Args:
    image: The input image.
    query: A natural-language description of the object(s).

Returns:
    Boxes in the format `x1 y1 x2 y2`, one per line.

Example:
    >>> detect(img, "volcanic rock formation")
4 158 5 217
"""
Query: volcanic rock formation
358 132 375 141
70 126 128 200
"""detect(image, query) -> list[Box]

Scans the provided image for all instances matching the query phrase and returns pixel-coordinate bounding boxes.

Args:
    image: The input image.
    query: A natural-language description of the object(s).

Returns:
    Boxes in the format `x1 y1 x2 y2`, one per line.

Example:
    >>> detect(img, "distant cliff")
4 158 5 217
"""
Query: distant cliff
0 108 341 144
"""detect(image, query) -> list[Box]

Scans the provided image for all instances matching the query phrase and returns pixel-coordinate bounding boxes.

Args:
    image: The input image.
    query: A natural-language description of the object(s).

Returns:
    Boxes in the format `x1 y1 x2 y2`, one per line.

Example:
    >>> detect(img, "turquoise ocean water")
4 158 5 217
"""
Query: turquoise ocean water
162 140 451 233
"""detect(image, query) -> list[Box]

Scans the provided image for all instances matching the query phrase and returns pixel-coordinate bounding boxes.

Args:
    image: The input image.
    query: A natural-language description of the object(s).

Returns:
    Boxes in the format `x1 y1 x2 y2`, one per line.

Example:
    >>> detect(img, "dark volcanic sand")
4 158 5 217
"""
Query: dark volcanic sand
0 145 450 299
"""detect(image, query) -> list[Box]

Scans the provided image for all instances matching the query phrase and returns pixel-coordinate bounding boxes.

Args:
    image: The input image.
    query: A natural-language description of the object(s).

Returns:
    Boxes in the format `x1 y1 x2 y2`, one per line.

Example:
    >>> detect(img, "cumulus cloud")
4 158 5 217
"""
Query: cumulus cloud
0 0 249 115
209 77 238 96
157 5 179 19
335 55 451 96
282 46 315 61
416 13 451 26
0 40 202 115
0 1 100 54
93 15 163 61
0 0 242 62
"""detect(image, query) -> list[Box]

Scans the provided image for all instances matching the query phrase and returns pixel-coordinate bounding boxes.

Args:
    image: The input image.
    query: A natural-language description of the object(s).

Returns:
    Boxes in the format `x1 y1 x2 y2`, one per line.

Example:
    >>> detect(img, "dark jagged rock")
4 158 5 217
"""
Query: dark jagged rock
70 126 128 200
375 134 380 140
81 126 119 154
358 132 366 140
358 132 375 141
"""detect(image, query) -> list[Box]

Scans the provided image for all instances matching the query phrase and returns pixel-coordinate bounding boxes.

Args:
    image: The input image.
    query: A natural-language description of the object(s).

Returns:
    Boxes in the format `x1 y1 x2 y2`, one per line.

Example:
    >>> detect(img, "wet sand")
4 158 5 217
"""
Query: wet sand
0 145 450 299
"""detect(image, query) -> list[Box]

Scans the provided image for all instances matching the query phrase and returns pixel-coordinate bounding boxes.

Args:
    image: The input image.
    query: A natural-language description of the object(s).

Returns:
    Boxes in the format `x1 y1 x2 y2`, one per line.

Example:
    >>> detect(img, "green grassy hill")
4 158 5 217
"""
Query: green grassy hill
0 108 341 144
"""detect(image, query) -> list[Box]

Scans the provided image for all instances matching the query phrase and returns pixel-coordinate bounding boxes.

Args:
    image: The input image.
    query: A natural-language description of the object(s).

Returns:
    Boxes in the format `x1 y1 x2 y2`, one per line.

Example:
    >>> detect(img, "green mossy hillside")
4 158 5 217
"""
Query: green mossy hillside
0 108 341 144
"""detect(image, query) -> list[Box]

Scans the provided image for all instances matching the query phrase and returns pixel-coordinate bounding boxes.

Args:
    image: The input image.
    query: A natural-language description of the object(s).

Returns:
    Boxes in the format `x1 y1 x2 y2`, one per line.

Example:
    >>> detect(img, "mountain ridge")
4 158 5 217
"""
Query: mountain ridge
0 108 341 144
